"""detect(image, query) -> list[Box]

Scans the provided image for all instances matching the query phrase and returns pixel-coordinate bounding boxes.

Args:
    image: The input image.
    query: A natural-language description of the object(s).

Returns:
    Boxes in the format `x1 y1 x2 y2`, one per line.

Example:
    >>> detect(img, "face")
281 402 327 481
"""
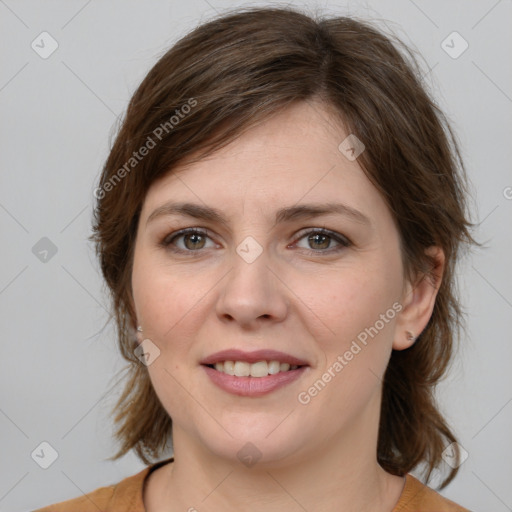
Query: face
131 100 414 467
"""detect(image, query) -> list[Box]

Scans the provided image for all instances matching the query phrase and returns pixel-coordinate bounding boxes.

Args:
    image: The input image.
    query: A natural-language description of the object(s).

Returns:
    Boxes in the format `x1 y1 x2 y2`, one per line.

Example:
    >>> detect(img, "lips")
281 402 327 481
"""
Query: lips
200 349 310 397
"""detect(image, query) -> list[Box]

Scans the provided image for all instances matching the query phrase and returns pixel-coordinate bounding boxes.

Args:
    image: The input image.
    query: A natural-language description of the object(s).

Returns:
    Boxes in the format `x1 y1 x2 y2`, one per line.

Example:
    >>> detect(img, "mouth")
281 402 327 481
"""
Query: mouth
200 349 309 397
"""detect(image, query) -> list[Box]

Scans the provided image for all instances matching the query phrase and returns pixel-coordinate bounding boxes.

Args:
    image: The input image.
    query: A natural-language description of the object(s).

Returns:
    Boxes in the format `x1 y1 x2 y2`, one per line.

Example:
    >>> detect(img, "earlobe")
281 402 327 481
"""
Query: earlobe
393 246 445 351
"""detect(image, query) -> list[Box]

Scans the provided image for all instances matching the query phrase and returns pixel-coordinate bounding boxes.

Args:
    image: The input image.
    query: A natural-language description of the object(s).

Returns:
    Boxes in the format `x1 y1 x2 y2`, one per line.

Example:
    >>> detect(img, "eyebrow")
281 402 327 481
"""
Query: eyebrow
146 201 371 228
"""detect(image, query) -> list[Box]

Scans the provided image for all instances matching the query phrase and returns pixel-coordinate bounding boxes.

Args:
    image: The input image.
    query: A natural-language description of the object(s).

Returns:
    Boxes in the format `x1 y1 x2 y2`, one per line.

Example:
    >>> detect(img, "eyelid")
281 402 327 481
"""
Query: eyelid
293 227 351 244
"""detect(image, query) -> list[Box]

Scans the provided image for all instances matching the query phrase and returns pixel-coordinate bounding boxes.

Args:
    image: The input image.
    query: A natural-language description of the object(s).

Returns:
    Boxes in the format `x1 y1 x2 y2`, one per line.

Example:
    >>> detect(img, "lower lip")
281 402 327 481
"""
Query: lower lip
202 365 307 397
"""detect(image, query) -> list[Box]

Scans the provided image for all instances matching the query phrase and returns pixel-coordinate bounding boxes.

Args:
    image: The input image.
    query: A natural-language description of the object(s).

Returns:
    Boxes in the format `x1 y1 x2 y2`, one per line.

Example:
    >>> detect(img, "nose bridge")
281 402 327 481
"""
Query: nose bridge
216 238 288 326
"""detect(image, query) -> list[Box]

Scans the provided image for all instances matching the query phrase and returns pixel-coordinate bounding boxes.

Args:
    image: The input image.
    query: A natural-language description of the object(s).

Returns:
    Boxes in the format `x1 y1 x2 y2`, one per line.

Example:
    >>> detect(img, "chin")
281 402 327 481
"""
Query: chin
192 414 312 469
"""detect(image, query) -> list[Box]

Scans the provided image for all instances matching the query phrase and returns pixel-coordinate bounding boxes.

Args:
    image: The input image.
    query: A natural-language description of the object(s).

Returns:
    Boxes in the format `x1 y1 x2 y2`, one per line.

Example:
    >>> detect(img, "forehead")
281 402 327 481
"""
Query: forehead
140 101 387 224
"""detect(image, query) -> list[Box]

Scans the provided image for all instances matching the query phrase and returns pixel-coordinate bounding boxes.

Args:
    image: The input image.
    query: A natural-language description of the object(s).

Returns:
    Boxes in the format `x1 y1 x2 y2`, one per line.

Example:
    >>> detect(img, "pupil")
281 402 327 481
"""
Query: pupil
185 233 204 250
310 233 329 249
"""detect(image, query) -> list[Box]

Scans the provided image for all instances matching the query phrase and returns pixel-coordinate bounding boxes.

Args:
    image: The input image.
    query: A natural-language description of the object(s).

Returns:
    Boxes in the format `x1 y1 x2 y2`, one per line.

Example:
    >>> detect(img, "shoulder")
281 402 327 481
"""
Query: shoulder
31 459 173 512
393 473 471 511
31 481 119 512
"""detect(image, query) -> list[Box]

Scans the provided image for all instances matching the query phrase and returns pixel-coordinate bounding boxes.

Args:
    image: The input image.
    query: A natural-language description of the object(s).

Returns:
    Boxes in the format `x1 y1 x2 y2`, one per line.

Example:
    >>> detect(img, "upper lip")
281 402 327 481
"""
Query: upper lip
200 349 309 366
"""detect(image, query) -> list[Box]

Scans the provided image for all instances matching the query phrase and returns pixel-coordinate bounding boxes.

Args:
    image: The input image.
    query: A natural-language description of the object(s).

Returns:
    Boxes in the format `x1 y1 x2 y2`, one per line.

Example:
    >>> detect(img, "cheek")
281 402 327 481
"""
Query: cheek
293 258 402 413
132 249 200 338
300 276 399 422
131 258 202 415
297 267 399 349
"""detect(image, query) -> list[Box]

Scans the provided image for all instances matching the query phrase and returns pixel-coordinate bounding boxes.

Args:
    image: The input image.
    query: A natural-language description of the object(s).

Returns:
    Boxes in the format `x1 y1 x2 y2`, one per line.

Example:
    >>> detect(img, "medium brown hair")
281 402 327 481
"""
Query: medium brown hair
90 6 477 489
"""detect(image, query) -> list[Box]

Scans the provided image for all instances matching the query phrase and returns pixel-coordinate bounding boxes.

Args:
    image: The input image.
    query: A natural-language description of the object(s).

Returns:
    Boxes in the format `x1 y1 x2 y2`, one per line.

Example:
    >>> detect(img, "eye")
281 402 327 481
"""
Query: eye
161 228 216 252
160 227 351 255
293 228 351 254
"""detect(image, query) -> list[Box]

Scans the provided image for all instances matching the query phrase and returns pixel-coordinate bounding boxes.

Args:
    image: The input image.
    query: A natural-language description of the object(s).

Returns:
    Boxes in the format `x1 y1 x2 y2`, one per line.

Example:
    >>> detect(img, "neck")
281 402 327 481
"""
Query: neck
149 394 405 511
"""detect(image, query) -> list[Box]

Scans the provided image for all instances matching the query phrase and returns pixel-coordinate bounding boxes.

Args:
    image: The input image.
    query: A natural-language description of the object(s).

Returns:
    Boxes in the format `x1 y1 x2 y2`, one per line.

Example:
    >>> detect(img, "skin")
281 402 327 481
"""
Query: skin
131 100 445 511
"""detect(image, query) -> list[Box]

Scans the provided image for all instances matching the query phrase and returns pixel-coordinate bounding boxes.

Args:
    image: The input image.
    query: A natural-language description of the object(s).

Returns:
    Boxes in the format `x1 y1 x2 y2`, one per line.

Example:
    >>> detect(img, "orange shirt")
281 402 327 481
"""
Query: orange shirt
33 458 471 511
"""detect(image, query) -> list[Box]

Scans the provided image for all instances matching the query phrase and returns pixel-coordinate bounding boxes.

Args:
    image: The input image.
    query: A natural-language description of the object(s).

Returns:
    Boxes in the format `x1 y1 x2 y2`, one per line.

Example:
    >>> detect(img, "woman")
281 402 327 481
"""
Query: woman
35 6 475 511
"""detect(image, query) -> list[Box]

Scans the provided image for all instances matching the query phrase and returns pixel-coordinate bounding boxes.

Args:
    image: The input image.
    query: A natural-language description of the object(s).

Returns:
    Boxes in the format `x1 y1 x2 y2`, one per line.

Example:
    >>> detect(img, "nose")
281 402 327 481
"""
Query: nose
216 250 289 329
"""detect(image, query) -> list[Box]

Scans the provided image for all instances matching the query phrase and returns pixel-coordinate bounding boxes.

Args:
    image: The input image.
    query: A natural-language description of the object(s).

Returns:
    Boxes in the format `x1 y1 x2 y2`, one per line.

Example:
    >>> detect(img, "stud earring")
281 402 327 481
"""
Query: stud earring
137 325 143 332
406 331 415 343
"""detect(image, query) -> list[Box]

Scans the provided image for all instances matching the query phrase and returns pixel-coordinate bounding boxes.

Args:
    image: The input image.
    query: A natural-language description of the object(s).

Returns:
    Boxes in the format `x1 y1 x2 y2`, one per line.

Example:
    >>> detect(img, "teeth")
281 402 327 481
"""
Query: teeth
268 361 280 374
234 361 250 377
223 361 234 375
211 360 300 377
250 361 268 377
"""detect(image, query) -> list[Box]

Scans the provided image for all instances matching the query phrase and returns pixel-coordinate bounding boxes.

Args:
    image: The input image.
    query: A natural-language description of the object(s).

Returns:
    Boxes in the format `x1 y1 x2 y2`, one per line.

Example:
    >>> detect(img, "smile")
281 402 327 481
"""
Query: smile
200 349 310 397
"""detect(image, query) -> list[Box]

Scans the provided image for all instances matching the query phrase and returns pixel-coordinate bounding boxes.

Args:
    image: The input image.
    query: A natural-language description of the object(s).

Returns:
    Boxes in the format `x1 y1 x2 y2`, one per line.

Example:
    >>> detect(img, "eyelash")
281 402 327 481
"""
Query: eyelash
160 227 351 256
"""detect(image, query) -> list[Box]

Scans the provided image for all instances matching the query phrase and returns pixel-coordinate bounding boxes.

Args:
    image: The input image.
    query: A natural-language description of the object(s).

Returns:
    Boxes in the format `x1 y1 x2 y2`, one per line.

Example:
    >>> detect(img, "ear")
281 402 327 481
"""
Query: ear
393 246 445 350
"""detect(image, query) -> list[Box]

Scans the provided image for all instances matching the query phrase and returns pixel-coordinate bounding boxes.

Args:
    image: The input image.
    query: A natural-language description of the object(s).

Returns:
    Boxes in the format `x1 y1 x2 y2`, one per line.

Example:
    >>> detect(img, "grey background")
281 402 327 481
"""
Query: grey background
0 0 511 510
